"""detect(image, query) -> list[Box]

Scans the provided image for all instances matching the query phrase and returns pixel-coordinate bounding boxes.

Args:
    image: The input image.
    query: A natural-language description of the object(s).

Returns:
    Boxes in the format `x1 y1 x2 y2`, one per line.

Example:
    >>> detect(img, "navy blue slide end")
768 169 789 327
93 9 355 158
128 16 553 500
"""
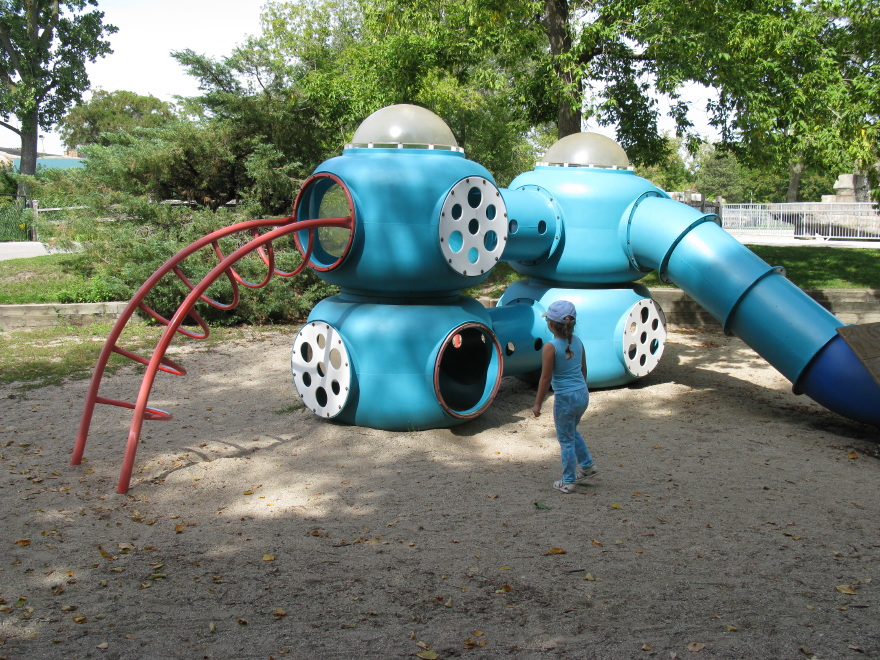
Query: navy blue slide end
796 335 880 427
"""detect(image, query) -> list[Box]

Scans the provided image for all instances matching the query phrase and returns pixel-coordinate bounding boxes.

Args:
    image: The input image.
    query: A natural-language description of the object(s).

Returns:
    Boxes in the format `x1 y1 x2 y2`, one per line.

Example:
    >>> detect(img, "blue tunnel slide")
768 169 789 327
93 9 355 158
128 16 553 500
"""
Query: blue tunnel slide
627 194 880 427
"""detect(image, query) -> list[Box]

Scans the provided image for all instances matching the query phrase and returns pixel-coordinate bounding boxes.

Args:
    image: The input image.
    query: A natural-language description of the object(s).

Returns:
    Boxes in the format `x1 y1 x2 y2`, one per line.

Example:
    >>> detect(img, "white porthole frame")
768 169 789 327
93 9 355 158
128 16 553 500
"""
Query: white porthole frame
291 321 352 418
622 299 667 378
438 176 508 277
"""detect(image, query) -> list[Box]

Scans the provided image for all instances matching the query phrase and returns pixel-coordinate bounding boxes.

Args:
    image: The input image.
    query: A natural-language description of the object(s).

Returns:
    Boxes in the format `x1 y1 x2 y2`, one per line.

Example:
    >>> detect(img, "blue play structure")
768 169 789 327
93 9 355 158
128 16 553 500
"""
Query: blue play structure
290 104 880 430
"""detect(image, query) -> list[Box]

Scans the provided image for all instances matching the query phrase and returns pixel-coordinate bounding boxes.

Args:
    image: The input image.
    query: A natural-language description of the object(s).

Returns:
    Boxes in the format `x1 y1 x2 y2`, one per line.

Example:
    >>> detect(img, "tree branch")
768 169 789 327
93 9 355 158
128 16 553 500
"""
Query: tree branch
0 26 24 77
0 119 22 136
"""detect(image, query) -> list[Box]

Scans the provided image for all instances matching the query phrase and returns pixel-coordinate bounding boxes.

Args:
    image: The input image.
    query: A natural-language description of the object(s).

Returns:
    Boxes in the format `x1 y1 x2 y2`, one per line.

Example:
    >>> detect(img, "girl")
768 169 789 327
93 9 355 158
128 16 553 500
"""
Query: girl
532 300 597 493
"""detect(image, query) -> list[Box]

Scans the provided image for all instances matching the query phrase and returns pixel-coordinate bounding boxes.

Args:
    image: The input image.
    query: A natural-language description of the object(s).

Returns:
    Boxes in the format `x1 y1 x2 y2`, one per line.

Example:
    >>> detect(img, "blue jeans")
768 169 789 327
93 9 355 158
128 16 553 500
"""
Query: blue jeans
553 387 593 483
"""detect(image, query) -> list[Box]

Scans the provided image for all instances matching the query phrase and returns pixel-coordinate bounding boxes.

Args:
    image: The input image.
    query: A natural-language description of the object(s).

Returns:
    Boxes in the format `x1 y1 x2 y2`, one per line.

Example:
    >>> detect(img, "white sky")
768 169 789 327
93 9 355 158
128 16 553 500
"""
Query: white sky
38 0 266 154
30 0 716 154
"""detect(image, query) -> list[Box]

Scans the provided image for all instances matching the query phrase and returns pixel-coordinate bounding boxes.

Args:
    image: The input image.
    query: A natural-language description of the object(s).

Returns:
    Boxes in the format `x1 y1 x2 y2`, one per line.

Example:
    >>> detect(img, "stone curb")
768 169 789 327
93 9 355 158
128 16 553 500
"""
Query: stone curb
0 302 130 331
478 288 880 328
2 289 879 332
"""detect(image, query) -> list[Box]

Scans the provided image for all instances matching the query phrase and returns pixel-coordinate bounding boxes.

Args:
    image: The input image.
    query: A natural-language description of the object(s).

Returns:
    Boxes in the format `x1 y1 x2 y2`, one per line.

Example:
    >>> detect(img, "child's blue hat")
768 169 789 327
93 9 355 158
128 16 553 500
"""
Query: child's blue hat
545 300 576 322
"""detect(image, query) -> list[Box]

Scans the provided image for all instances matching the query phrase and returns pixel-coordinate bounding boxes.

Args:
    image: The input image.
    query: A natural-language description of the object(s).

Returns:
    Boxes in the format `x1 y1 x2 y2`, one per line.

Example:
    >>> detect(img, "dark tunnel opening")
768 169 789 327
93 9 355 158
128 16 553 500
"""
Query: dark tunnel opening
435 324 501 416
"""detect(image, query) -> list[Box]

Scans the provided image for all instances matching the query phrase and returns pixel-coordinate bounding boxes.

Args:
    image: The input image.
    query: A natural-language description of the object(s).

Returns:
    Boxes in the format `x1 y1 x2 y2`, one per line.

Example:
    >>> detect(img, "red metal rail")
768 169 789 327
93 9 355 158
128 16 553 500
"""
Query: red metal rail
72 213 351 493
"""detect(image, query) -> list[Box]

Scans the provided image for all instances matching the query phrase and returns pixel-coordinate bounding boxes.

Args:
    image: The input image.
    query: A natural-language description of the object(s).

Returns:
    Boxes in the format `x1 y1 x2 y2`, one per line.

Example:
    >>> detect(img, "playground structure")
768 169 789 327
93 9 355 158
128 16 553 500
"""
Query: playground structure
73 104 880 493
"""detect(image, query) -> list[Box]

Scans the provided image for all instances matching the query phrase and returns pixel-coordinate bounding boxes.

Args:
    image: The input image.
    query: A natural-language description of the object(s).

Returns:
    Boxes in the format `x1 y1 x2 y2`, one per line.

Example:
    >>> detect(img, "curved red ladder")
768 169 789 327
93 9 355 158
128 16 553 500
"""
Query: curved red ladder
72 212 352 493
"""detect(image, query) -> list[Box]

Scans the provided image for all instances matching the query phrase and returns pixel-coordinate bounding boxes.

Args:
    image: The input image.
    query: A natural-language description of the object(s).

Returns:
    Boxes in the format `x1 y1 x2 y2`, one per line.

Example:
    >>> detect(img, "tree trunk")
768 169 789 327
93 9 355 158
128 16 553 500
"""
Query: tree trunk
786 156 804 203
543 0 582 139
17 111 40 199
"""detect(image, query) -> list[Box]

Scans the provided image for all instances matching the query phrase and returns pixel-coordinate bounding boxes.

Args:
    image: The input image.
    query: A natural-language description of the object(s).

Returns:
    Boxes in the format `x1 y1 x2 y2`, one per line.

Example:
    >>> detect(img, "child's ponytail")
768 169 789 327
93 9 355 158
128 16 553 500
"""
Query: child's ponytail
562 316 575 359
549 316 577 359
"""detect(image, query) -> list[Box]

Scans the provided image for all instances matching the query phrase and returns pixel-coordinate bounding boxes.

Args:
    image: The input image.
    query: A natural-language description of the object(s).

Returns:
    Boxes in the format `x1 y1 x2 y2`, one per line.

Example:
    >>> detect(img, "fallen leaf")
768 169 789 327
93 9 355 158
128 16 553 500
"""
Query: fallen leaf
533 501 552 510
495 584 512 593
726 625 738 632
444 597 453 608
175 525 184 534
641 644 653 651
848 451 858 459
687 642 705 652
836 585 858 595
263 554 275 562
546 547 567 555
415 652 439 660
473 630 484 637
610 504 622 509
591 539 603 547
584 573 597 581
274 608 286 619
72 615 87 624
13 539 31 546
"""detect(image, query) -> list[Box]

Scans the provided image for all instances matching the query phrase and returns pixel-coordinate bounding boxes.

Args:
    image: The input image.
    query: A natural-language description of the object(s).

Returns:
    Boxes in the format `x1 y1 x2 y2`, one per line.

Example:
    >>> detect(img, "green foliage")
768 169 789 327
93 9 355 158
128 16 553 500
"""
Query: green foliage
60 89 175 150
0 0 116 185
0 197 29 241
694 144 839 203
74 205 337 325
634 135 694 192
81 122 244 210
56 275 127 303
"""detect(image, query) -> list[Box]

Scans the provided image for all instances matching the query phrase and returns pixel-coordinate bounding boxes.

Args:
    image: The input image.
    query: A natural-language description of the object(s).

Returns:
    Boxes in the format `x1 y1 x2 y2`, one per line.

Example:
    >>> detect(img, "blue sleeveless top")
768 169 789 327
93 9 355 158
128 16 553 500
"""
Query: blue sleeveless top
550 335 587 394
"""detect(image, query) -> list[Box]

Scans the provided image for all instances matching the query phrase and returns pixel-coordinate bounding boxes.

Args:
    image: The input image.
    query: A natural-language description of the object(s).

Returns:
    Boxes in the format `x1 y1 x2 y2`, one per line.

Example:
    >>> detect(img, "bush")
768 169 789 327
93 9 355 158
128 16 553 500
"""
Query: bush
0 200 30 241
81 204 337 325
56 275 129 304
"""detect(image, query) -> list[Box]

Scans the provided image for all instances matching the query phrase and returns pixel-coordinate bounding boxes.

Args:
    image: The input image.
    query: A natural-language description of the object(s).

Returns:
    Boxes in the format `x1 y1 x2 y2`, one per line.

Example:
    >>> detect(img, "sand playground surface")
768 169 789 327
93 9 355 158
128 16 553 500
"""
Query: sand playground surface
0 326 878 659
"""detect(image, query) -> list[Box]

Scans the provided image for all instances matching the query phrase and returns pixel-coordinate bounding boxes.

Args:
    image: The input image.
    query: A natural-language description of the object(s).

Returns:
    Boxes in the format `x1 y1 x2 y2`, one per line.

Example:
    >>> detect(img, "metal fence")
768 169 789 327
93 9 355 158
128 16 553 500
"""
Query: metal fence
721 203 880 240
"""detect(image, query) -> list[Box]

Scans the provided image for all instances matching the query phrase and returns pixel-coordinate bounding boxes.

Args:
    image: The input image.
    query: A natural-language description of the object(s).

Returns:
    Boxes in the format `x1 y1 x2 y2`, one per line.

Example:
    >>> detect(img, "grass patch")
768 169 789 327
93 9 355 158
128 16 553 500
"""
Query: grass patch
470 244 880 294
0 252 100 304
744 245 880 289
0 322 287 391
4 244 879 306
0 321 164 390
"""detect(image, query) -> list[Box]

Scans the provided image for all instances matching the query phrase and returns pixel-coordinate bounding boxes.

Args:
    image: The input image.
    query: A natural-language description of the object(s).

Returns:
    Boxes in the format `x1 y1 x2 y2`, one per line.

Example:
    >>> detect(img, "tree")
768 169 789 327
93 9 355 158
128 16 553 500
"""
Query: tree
827 0 880 197
683 0 876 201
81 120 244 210
634 135 694 192
299 0 844 169
60 89 173 150
0 0 115 195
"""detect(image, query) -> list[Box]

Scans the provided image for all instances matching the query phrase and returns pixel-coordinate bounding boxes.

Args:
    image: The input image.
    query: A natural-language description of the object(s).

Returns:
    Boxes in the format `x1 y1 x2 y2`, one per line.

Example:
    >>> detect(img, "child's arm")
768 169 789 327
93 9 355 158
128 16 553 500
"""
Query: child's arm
532 343 556 417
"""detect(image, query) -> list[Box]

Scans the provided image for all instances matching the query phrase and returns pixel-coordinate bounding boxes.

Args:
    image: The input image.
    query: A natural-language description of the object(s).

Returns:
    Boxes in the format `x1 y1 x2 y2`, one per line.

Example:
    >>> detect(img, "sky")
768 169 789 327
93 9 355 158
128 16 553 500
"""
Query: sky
31 0 716 155
38 0 266 154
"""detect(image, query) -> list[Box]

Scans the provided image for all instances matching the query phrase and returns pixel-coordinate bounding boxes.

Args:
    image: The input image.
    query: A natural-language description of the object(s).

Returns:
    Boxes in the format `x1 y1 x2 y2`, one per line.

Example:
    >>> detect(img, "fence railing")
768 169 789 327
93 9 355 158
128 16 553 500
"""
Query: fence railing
721 203 880 240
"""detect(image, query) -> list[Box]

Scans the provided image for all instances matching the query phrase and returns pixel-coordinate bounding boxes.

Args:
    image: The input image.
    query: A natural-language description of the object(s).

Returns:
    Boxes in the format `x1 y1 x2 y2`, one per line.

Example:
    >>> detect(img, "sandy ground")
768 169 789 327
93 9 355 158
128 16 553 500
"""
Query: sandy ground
0 327 878 660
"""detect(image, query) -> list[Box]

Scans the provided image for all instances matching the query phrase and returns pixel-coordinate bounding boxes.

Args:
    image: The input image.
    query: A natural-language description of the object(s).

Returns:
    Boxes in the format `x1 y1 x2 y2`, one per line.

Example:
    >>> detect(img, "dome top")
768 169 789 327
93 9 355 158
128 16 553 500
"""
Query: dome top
539 133 631 169
347 104 462 152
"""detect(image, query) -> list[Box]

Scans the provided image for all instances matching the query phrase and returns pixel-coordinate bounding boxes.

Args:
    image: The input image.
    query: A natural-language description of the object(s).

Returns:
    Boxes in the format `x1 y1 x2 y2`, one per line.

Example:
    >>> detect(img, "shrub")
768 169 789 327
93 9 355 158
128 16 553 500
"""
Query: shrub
81 204 337 325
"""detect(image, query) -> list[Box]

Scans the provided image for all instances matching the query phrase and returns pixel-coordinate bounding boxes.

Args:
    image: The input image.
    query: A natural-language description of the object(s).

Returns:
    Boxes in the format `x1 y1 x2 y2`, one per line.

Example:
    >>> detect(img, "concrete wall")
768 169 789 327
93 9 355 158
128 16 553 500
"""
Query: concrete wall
478 288 880 329
1 289 878 332
649 289 880 327
0 302 129 331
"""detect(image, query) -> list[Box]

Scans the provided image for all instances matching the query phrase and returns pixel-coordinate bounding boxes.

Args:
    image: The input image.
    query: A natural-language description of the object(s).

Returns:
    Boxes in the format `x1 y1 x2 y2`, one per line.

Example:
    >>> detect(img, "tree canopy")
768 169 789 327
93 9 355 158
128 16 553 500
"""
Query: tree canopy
34 0 877 212
0 0 116 192
60 89 174 150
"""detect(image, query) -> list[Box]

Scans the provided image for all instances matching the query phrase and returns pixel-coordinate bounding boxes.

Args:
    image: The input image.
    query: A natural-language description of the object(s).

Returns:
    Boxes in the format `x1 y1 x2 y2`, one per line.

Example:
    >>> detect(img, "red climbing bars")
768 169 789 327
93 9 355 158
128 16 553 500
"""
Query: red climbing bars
72 213 353 494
